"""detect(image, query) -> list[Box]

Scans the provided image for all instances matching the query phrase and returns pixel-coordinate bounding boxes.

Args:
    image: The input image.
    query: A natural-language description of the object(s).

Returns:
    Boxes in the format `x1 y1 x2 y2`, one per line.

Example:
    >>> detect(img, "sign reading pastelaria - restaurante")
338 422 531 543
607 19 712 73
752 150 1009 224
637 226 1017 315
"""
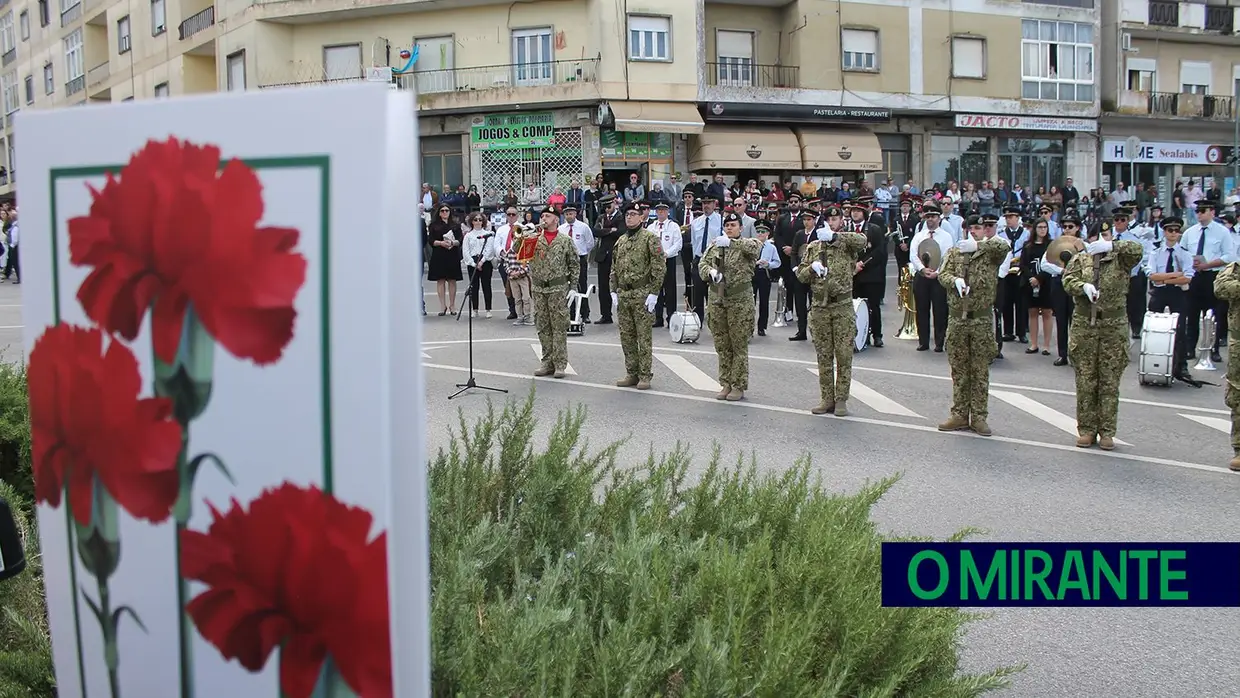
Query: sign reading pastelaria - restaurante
15 84 428 698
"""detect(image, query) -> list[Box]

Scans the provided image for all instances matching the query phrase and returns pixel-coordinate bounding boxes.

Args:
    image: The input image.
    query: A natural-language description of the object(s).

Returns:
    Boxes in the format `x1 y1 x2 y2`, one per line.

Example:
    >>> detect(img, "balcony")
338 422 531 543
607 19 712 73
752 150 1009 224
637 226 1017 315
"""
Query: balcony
1148 0 1178 27
705 62 799 89
87 61 109 88
60 0 81 27
1206 5 1234 33
66 75 85 96
1114 89 1233 119
179 6 214 41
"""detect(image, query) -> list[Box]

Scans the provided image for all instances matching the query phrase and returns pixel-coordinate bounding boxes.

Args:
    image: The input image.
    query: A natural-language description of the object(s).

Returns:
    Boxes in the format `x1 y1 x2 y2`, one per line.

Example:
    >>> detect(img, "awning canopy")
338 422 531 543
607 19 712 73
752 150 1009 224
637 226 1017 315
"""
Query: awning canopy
795 128 883 171
610 101 705 134
688 126 802 172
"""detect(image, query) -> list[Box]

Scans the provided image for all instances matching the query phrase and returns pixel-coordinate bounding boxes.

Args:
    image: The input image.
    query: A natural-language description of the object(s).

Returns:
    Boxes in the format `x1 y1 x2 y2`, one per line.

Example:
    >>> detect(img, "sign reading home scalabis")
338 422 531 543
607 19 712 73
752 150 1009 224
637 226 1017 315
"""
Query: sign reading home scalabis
702 102 892 123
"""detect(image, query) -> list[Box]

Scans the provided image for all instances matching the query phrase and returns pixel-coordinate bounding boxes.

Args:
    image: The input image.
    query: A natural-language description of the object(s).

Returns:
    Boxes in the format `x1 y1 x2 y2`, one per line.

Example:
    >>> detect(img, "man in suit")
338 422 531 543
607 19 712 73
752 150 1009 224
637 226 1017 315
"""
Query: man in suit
592 193 622 324
849 200 889 347
892 197 919 272
774 192 805 330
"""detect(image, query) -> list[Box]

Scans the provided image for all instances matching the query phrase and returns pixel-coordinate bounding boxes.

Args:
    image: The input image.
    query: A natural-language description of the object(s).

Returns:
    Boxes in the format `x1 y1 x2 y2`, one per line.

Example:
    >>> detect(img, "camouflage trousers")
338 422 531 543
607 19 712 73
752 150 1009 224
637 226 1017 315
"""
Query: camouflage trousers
618 291 655 381
946 317 994 420
532 287 570 371
809 301 856 402
1068 320 1128 438
707 297 756 390
1227 337 1240 455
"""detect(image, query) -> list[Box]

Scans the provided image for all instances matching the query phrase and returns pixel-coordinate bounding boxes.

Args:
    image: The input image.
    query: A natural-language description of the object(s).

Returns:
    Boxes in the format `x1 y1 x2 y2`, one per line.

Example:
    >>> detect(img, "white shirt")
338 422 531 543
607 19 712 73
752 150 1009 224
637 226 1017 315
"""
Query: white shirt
1146 244 1196 289
1179 220 1236 264
908 228 954 274
649 218 682 258
462 229 499 267
559 220 594 256
690 212 723 257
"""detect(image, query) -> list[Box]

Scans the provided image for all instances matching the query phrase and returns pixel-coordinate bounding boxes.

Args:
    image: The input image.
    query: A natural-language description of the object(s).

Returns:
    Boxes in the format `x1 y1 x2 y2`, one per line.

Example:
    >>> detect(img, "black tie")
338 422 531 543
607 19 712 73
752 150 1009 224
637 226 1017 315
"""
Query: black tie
1165 249 1174 274
1196 228 1207 256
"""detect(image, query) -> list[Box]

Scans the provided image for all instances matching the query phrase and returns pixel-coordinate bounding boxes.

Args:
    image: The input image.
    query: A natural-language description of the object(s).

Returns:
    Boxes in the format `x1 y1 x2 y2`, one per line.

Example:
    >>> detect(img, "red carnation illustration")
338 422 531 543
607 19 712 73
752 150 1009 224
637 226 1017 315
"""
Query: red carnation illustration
181 483 392 698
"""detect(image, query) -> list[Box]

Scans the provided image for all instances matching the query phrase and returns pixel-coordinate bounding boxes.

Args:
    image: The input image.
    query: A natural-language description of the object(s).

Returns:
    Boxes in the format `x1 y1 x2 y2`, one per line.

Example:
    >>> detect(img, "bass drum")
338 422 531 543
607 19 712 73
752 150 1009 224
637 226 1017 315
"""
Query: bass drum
669 310 702 344
1139 311 1177 386
853 298 870 352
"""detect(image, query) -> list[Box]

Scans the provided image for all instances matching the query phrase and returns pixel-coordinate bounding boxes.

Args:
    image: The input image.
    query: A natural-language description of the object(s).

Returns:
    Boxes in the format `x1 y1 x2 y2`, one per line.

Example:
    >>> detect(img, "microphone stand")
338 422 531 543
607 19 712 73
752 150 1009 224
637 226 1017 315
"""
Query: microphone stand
449 247 508 400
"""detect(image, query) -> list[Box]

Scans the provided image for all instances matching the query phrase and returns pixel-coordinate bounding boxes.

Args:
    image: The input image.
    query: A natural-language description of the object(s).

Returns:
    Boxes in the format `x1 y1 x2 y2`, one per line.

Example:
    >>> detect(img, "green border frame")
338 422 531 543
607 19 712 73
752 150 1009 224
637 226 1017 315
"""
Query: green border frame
47 156 333 698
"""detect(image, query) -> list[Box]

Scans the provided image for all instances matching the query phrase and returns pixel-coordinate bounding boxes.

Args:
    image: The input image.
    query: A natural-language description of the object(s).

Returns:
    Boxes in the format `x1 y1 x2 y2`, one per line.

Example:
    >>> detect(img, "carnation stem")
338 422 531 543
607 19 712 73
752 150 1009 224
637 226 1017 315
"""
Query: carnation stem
97 576 121 698
173 429 196 698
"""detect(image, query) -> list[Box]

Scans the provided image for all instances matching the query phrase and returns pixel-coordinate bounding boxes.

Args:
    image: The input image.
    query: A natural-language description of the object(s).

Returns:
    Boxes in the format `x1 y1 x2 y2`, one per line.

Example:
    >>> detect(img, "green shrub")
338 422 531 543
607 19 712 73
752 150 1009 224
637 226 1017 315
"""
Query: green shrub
429 390 1021 697
0 481 55 697
0 363 32 506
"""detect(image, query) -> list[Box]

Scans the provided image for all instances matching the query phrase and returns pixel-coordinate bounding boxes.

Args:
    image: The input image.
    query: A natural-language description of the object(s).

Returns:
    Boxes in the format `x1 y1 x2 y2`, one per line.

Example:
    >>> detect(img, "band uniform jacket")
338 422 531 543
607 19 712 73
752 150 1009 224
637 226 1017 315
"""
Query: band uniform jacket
774 212 801 265
854 221 889 285
795 232 869 306
895 211 920 246
593 208 623 263
938 237 1012 313
1061 241 1146 326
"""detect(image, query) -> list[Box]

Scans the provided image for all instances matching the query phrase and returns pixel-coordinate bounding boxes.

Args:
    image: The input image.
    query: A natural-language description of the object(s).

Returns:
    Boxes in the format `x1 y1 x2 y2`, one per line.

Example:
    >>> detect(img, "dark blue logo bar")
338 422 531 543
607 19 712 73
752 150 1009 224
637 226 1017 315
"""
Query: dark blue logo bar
881 542 1240 607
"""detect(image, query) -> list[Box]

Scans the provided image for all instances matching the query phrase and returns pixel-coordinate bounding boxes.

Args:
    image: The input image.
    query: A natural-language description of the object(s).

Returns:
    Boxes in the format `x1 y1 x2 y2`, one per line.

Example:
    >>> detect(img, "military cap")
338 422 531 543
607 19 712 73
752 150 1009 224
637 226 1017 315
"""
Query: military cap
787 191 804 200
1003 205 1023 216
1112 207 1133 219
1150 203 1163 211
691 203 703 213
681 189 695 198
899 197 914 207
1038 204 1053 213
1120 199 1137 208
824 205 844 218
854 195 875 207
765 201 780 210
1223 213 1237 225
622 201 643 214
805 197 821 206
723 211 742 224
981 213 1000 225
561 204 578 214
638 200 651 209
703 195 723 204
755 224 772 236
654 201 670 209
965 215 984 228
597 193 616 205
1060 214 1081 227
1162 216 1184 230
800 210 819 219
920 201 943 215
1195 200 1220 213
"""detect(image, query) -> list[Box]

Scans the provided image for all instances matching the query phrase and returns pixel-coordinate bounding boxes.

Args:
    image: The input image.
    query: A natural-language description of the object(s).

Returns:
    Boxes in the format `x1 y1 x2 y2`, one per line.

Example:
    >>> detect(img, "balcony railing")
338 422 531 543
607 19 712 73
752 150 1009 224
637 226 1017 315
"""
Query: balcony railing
1204 94 1233 119
705 62 799 89
87 61 109 88
1148 0 1178 27
392 58 597 94
66 74 85 96
60 0 81 26
1205 5 1234 33
1 49 14 68
179 6 214 41
1141 91 1233 120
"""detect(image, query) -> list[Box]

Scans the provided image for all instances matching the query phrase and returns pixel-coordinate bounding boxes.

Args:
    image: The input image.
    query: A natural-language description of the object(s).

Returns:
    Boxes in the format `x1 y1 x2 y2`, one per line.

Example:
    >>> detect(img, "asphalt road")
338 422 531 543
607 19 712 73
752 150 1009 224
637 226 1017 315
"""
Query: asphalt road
0 281 23 363
422 264 1240 697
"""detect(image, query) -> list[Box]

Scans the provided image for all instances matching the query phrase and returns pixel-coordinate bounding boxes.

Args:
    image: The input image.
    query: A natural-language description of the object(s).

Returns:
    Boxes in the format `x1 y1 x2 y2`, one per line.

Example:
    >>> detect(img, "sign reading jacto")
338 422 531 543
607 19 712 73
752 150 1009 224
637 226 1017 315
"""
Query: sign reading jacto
471 112 556 150
881 542 1240 607
954 114 1097 133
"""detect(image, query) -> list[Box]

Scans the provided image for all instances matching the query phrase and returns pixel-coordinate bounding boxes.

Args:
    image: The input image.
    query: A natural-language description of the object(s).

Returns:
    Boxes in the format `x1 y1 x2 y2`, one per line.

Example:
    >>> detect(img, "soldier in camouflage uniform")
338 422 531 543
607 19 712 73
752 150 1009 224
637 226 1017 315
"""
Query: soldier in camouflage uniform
937 215 1013 436
528 208 580 378
1063 218 1146 451
796 206 868 415
1213 259 1240 471
699 211 763 401
612 201 667 390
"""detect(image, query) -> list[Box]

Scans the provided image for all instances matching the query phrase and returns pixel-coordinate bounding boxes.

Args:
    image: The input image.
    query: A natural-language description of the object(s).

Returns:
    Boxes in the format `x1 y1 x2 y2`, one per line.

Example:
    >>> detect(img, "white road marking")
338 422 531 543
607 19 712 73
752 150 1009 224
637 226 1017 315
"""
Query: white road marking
990 390 1131 446
421 363 1233 476
655 353 721 392
1181 413 1232 434
806 368 922 418
529 343 576 375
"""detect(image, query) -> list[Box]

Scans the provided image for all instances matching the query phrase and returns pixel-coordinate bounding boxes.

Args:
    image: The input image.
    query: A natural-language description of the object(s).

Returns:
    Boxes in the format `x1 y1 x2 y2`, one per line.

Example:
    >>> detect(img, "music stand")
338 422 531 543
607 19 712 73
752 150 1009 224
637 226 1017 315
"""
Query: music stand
449 255 508 400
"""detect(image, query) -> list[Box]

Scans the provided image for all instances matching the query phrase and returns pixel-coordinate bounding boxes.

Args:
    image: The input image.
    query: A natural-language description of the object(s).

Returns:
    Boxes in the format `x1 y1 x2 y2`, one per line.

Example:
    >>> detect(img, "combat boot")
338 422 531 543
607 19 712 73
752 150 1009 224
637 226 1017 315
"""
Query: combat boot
811 400 835 415
970 417 992 437
1230 455 1240 472
716 385 731 400
1098 435 1115 451
616 375 638 387
636 378 652 390
937 414 970 432
1076 432 1095 448
534 365 554 377
725 388 744 401
553 368 567 379
833 401 849 417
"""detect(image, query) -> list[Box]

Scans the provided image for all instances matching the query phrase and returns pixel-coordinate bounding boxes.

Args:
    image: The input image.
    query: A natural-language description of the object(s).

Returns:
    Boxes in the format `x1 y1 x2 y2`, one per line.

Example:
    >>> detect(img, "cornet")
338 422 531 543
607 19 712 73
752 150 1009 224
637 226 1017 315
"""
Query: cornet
1193 309 1218 371
772 276 788 327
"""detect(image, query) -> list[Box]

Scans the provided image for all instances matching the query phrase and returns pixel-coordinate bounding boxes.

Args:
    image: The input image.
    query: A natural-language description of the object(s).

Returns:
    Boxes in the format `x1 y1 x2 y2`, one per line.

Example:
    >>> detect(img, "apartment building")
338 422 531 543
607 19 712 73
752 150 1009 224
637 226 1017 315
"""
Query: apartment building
0 0 1106 201
1101 0 1240 202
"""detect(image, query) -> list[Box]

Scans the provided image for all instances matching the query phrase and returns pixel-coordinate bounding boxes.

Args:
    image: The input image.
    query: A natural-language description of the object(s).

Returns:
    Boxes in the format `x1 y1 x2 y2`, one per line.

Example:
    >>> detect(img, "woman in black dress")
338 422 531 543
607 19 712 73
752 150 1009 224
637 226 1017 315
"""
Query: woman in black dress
1020 218 1054 354
427 204 463 315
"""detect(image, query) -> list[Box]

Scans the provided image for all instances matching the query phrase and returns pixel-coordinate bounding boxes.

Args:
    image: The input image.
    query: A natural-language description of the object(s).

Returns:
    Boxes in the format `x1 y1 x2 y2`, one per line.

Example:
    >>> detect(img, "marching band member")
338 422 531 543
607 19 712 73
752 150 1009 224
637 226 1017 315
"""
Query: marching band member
1179 201 1235 364
1039 218 1082 367
1145 217 1196 383
591 194 621 325
774 192 805 325
1211 256 1240 470
528 208 580 379
908 201 953 352
612 201 666 391
1063 219 1146 450
752 223 782 336
937 216 1012 436
937 199 964 243
689 196 724 323
494 206 522 320
798 205 867 416
649 201 682 328
786 206 818 341
1037 204 1062 239
560 204 595 324
998 206 1028 342
892 197 919 272
849 200 889 348
699 211 764 401
1111 204 1152 339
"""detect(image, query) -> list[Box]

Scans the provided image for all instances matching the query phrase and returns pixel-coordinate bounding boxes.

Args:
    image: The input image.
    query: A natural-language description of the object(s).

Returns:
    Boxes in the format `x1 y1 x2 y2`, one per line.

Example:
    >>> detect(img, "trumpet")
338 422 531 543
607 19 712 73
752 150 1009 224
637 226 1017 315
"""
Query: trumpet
1193 309 1218 371
895 266 918 340
772 276 788 327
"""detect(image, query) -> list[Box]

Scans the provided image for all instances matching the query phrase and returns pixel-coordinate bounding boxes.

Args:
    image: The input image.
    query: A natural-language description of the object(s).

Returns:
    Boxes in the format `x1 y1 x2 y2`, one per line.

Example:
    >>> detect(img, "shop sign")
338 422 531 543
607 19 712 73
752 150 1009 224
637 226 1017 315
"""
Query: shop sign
623 132 647 159
1101 139 1229 164
650 133 673 159
470 112 556 150
601 130 623 157
600 131 674 161
703 102 891 123
954 114 1097 132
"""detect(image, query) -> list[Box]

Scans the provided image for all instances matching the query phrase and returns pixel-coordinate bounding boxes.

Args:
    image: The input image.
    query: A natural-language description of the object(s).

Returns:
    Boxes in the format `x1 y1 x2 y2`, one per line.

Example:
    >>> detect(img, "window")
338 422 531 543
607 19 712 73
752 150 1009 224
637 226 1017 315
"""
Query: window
22 74 31 104
18 11 27 41
1180 61 1211 95
0 13 14 58
951 36 985 79
1126 58 1156 91
1 72 16 114
931 136 988 188
715 29 754 86
411 36 454 93
1021 19 1094 102
42 62 51 94
628 15 670 61
322 44 361 81
842 28 878 71
150 0 165 36
117 15 130 53
226 51 245 91
999 138 1066 193
37 0 48 28
1022 0 1093 6
154 82 168 97
511 27 553 85
64 29 82 79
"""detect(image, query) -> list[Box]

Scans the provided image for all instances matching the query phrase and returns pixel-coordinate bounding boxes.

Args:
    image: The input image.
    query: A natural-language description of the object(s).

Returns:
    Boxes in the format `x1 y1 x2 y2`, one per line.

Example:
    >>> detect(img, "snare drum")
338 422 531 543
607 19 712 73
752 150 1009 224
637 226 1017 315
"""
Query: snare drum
669 310 702 344
1139 311 1178 386
853 298 870 352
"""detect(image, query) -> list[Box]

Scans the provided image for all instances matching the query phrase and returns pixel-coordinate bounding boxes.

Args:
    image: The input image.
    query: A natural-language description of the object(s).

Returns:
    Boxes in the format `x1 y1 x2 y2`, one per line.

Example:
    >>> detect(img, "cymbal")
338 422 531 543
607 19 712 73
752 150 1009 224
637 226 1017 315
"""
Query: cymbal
917 237 942 270
1046 236 1085 265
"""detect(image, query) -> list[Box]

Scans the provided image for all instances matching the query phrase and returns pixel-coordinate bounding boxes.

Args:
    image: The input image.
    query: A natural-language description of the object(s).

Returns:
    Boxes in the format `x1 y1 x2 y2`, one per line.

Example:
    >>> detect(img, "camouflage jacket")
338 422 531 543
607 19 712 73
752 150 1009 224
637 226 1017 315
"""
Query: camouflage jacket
1063 240 1145 326
795 231 868 308
1214 262 1240 339
698 236 762 305
527 231 579 293
939 236 1011 317
610 228 665 297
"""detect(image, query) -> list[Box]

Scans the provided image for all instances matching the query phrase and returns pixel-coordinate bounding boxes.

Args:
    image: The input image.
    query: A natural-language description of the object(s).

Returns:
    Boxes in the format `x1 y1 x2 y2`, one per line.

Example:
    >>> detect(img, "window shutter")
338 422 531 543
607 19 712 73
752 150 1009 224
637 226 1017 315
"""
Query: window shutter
716 30 752 59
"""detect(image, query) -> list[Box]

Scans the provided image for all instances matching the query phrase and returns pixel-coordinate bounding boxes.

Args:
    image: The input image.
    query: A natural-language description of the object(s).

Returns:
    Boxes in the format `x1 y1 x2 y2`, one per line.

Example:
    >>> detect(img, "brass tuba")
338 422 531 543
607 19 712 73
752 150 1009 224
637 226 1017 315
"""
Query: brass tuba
1193 309 1218 371
896 265 918 339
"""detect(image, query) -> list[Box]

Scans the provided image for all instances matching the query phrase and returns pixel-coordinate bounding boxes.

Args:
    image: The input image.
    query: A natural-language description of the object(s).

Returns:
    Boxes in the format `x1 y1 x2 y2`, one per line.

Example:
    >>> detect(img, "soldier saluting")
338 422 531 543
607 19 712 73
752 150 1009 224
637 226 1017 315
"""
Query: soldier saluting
937 215 1013 436
797 205 867 416
699 211 764 401
612 201 666 391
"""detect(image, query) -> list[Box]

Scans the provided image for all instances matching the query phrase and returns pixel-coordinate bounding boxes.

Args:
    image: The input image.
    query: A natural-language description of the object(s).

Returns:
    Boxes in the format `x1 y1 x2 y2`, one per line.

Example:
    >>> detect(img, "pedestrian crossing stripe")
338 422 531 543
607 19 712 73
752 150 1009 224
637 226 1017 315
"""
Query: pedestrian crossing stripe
805 368 923 418
528 343 577 375
654 353 722 392
989 390 1131 446
1180 414 1231 434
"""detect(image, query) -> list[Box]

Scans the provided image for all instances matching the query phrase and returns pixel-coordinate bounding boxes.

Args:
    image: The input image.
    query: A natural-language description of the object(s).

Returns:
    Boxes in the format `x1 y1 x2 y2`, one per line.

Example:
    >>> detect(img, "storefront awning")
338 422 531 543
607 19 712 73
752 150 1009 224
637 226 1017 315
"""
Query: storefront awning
610 101 705 134
688 126 802 172
795 128 884 171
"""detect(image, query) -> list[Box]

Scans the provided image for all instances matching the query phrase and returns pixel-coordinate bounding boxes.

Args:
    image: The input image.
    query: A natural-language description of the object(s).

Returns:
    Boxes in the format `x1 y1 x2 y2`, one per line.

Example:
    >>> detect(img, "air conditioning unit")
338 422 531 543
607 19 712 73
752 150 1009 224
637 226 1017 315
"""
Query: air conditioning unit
1122 33 1134 52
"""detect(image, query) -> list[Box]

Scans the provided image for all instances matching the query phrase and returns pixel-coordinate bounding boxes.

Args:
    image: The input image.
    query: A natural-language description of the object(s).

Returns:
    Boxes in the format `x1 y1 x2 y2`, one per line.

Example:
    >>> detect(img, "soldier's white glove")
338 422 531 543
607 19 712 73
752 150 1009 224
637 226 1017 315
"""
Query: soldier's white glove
816 228 835 242
810 261 827 277
958 236 978 253
611 292 618 307
1083 283 1100 303
645 294 657 312
710 270 723 284
954 278 969 296
714 235 731 248
1086 239 1113 255
566 288 575 301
